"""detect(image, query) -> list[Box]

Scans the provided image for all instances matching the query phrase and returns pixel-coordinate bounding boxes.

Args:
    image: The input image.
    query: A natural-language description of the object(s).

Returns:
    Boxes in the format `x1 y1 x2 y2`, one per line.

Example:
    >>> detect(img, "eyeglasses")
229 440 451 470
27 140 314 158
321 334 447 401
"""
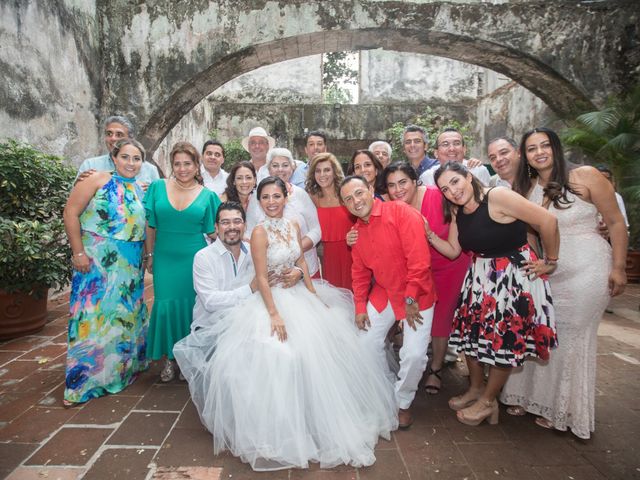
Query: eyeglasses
218 219 245 227
248 140 268 147
438 141 463 149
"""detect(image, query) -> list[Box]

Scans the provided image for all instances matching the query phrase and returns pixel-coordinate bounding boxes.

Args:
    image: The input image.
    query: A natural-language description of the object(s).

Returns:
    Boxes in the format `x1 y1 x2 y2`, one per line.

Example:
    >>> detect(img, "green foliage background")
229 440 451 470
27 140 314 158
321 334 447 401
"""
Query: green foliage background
561 84 640 248
0 140 76 293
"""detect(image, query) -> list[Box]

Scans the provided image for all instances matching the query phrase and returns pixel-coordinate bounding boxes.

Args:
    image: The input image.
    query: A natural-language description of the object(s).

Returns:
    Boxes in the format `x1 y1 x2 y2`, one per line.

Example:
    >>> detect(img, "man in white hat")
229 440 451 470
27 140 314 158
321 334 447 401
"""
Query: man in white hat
241 127 276 174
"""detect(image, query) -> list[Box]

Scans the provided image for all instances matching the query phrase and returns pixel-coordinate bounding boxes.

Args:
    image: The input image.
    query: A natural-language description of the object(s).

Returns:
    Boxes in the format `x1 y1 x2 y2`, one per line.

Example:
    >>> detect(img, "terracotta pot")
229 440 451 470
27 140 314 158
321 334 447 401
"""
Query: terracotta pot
626 250 640 284
0 288 49 340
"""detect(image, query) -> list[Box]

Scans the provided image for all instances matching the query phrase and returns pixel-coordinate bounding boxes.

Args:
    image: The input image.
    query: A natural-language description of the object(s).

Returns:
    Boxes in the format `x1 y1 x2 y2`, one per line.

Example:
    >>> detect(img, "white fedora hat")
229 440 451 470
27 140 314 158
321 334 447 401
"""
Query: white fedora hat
241 127 276 152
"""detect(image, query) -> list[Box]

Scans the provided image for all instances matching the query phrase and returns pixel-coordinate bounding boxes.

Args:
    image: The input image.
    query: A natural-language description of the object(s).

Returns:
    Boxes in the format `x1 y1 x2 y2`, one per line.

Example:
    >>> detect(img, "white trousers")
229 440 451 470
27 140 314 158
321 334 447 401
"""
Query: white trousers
358 301 433 409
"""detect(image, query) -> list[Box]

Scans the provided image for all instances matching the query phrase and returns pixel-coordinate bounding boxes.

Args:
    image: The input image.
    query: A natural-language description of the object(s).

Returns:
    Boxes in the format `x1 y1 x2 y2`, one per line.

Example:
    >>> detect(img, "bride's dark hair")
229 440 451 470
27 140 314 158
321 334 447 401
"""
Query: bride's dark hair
257 176 288 198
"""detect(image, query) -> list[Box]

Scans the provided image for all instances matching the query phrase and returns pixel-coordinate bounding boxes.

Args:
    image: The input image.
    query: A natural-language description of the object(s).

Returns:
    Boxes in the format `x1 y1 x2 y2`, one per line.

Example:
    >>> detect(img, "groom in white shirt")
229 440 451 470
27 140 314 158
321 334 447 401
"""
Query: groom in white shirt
190 201 302 330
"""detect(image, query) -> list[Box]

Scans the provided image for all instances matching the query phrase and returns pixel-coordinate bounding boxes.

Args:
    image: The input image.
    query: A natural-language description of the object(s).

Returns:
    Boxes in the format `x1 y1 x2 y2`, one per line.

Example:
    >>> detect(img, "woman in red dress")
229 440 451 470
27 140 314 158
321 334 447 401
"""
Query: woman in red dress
306 153 355 290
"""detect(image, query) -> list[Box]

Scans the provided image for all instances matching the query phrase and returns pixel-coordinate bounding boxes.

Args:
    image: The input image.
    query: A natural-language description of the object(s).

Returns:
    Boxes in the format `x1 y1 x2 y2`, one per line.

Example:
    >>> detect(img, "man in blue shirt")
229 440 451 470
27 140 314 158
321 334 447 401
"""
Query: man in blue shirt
77 115 160 187
403 125 438 177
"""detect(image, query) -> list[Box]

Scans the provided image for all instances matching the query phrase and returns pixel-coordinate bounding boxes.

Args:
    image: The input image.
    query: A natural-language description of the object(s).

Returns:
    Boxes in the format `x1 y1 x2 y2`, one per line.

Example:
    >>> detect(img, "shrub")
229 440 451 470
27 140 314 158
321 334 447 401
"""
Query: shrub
0 140 76 293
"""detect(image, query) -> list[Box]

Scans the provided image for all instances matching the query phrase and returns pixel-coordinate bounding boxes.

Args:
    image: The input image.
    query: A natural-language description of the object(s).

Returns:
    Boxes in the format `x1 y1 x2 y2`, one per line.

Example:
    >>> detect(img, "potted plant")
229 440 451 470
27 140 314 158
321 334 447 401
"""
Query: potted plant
562 84 640 281
0 139 76 339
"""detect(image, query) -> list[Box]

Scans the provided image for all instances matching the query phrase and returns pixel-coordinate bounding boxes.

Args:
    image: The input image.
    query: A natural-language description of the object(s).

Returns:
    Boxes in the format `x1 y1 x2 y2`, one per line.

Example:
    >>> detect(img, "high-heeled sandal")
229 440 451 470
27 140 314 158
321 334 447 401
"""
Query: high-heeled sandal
457 399 499 426
424 367 442 395
506 405 526 416
535 416 554 429
448 388 482 411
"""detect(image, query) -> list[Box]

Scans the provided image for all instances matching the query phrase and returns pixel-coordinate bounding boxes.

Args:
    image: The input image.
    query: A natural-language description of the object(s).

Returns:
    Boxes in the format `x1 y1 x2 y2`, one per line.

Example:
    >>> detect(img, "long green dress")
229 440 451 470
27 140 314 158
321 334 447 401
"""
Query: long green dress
144 180 220 360
64 174 148 404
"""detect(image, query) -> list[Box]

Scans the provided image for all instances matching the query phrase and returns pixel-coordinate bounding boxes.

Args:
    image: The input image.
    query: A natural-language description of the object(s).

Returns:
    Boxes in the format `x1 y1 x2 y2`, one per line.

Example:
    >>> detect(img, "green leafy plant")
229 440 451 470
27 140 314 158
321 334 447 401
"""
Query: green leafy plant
207 129 250 171
323 84 353 104
0 139 76 294
385 107 474 162
561 84 640 248
221 138 250 171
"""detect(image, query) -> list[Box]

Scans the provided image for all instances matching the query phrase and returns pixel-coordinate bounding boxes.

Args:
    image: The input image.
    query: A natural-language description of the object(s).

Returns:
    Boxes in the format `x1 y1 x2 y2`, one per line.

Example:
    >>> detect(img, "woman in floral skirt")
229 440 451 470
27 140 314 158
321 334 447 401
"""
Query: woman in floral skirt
425 161 559 426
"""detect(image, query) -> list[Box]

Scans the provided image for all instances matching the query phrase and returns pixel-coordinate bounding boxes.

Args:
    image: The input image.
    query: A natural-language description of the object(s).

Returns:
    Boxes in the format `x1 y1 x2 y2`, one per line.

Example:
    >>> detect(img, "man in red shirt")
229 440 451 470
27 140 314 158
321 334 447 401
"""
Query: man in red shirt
340 176 437 429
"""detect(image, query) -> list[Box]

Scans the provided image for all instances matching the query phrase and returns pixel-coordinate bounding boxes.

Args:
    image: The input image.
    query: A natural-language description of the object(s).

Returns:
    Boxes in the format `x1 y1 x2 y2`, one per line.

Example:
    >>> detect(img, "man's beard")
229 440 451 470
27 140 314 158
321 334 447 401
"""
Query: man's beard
222 230 242 246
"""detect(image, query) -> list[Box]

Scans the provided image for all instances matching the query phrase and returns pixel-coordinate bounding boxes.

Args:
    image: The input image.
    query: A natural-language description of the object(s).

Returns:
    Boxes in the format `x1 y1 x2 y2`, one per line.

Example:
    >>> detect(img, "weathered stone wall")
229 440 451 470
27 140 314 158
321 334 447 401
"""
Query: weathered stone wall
360 50 481 103
95 0 639 153
471 81 556 159
0 0 102 165
154 50 538 167
211 56 322 103
0 1 637 165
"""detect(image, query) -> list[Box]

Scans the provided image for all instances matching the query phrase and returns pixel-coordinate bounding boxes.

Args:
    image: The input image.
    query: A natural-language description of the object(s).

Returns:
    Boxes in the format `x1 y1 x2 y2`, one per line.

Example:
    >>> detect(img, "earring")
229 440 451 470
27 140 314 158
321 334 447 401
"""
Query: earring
527 164 533 177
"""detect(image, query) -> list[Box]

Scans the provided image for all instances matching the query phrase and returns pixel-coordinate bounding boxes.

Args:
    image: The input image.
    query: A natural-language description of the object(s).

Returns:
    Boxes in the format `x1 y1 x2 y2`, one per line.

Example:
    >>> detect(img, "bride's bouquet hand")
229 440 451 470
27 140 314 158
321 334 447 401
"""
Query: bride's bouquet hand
270 313 288 342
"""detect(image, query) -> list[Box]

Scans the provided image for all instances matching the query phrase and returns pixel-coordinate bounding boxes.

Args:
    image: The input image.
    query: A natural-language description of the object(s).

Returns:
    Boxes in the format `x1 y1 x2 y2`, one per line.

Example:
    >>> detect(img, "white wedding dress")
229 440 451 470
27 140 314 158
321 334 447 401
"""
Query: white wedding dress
174 217 398 471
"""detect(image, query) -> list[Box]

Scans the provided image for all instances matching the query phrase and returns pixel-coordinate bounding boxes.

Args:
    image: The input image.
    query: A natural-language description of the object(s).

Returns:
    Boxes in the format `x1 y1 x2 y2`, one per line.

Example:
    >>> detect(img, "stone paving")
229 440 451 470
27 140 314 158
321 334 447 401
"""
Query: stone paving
1 279 639 480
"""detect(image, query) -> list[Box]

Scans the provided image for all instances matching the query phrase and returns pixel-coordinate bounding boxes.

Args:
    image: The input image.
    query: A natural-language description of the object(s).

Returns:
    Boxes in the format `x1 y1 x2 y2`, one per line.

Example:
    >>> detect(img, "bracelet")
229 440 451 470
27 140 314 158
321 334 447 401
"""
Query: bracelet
543 256 558 265
73 252 85 258
292 266 304 279
145 253 153 258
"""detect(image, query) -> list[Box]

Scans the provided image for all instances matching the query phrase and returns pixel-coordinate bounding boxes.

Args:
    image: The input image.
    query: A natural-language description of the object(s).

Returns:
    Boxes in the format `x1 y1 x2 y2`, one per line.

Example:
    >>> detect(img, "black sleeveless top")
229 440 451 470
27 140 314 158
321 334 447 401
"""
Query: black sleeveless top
456 189 527 257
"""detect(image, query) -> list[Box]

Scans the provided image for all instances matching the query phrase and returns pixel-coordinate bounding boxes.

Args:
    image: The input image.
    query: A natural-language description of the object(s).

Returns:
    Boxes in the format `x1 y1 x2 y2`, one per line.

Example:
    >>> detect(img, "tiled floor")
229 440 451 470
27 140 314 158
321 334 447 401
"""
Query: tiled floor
1 281 639 479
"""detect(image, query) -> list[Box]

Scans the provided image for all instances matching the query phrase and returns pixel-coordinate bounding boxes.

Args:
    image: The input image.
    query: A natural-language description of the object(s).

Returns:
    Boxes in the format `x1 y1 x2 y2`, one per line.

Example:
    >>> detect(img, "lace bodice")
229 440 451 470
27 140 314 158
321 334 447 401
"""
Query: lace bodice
262 217 301 274
529 182 600 236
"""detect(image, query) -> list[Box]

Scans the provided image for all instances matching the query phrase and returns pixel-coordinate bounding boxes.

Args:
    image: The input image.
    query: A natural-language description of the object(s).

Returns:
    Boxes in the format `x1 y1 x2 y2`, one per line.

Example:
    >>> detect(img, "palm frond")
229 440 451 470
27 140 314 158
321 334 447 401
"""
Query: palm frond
576 108 620 135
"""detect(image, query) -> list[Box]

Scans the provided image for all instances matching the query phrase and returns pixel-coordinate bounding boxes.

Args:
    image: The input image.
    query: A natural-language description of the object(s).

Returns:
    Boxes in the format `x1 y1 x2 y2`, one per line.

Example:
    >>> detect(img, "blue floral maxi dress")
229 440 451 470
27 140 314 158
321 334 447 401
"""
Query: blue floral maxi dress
64 174 148 404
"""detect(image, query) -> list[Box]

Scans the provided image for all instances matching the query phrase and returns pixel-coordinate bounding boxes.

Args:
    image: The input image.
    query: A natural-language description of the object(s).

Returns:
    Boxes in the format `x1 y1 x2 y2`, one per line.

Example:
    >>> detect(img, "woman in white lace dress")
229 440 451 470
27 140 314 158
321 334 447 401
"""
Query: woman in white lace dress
500 128 627 439
176 176 397 471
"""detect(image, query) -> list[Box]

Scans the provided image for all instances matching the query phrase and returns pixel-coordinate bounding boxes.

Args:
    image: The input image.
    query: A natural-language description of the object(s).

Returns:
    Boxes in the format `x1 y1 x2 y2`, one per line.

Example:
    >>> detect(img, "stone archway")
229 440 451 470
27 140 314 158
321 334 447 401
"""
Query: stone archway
139 28 595 154
89 0 640 156
3 1 637 166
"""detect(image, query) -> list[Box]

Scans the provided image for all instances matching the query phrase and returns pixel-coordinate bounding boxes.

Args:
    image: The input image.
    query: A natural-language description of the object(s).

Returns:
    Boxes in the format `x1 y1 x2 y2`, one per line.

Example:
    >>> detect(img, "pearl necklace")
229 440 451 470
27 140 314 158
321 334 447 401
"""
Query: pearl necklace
172 177 199 191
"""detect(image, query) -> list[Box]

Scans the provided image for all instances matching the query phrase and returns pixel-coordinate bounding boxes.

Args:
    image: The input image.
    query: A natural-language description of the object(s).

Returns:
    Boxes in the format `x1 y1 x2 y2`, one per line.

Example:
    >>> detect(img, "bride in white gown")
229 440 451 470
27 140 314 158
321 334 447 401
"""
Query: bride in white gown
174 176 398 471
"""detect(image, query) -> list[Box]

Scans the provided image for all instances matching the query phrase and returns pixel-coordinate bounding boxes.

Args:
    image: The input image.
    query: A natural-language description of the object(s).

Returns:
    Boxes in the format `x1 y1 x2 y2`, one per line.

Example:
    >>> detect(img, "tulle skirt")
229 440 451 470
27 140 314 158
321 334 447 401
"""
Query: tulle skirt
173 281 398 471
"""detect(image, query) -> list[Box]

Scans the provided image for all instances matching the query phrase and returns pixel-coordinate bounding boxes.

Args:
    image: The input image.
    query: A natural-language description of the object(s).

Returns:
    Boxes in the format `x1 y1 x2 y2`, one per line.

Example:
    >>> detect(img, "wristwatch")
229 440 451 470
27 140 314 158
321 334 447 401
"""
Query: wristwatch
405 297 416 306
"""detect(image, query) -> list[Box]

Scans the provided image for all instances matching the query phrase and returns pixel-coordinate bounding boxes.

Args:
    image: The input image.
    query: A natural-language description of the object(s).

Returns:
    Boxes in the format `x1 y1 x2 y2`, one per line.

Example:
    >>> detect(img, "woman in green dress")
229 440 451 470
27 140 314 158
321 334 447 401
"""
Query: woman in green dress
63 139 149 406
145 141 221 381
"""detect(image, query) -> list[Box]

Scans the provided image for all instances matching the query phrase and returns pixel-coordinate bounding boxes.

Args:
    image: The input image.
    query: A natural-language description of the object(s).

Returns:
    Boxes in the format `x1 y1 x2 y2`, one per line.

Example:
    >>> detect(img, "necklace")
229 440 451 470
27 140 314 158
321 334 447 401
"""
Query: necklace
172 177 199 191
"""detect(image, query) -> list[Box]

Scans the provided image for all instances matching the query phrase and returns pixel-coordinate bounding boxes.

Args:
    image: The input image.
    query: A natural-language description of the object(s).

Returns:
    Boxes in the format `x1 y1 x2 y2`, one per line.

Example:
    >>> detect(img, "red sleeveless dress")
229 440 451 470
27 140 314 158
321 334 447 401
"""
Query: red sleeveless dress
317 205 355 290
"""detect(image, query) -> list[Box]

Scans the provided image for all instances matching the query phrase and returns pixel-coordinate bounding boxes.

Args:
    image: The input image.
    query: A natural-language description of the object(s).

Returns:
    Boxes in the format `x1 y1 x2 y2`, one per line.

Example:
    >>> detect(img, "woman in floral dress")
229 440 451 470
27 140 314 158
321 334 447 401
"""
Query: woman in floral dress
62 139 149 406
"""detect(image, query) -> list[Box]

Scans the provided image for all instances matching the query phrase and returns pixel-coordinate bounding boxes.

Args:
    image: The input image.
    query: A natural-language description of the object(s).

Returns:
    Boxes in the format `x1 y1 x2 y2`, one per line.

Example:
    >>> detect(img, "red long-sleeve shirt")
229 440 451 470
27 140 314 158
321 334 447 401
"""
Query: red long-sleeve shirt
351 199 437 320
